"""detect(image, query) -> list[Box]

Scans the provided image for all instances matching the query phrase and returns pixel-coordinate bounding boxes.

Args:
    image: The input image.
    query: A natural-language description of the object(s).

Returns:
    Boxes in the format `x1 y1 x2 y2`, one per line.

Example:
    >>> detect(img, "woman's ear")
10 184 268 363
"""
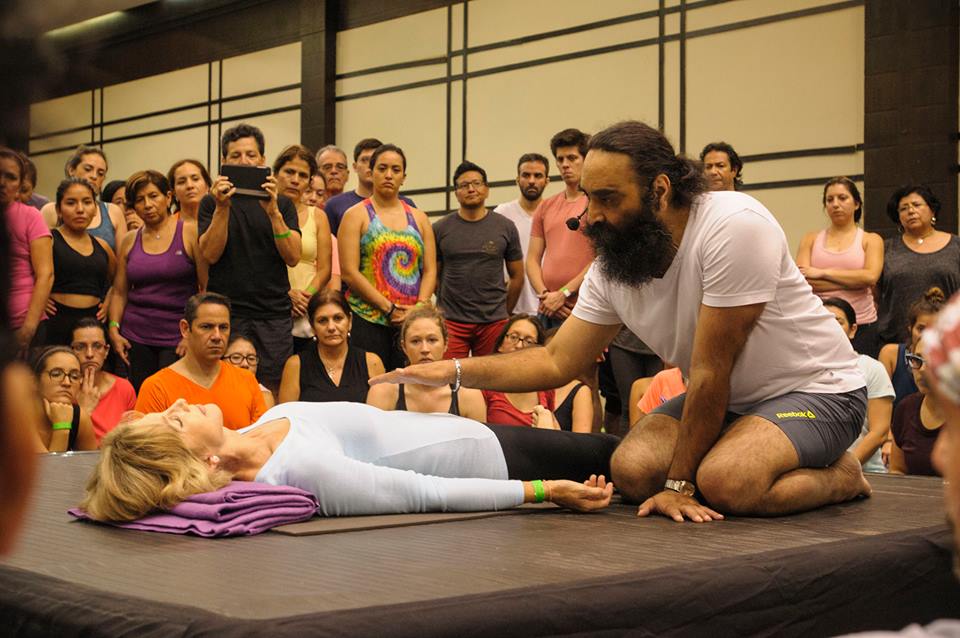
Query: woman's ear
849 324 859 340
205 454 221 471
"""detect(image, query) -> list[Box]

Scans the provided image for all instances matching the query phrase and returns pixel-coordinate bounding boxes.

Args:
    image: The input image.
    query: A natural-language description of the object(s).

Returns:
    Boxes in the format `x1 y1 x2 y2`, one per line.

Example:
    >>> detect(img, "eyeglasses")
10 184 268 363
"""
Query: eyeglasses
455 180 485 191
504 332 539 347
71 342 107 354
46 368 82 383
905 352 926 371
224 353 259 366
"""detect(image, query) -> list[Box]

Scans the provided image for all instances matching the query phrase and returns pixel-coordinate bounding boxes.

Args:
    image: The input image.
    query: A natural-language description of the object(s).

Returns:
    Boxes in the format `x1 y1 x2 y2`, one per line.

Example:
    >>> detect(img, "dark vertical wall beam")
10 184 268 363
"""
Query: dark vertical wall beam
461 1 468 162
300 0 337 152
864 0 959 236
657 0 665 131
678 0 687 154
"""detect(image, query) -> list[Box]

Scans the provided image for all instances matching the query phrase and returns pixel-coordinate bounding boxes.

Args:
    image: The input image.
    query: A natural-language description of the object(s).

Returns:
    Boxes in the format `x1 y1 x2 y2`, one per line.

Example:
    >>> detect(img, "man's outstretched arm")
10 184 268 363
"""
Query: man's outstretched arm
371 316 621 393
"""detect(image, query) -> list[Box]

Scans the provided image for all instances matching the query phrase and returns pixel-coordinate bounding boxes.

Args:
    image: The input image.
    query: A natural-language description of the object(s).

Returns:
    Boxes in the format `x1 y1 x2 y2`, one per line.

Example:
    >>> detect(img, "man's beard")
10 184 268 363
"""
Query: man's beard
582 192 677 287
520 184 545 202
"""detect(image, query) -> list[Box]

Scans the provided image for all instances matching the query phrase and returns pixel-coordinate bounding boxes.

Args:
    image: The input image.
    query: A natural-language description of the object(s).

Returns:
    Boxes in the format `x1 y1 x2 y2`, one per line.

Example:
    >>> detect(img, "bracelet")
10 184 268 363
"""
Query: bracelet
273 230 292 239
532 479 546 503
305 285 318 295
452 357 462 393
51 421 72 431
108 320 120 329
561 286 572 298
386 302 396 316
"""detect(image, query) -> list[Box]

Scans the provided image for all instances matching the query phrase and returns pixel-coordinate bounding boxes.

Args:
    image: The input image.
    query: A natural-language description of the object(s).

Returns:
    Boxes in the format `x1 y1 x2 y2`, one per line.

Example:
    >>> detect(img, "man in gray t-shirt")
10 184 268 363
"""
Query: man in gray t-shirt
434 161 524 358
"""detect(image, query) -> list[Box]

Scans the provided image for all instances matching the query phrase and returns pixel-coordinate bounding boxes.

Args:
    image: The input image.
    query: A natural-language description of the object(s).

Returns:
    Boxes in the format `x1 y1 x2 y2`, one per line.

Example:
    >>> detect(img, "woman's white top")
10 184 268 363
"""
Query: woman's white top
244 402 522 516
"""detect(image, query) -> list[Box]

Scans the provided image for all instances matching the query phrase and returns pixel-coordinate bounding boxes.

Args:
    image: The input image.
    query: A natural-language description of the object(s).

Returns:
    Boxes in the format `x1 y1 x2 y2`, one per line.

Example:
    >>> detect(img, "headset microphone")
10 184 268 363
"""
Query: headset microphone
565 209 587 231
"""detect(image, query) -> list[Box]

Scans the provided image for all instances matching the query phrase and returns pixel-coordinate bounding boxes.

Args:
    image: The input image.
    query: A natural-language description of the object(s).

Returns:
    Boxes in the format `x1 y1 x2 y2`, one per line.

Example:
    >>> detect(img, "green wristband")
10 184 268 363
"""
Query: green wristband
51 421 72 431
274 230 292 239
532 479 546 503
305 285 318 295
108 320 120 329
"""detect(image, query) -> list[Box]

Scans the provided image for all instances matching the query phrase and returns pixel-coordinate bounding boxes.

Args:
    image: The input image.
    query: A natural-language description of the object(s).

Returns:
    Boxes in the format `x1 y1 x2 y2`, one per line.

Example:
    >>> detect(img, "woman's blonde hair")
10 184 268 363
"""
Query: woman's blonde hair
80 415 230 522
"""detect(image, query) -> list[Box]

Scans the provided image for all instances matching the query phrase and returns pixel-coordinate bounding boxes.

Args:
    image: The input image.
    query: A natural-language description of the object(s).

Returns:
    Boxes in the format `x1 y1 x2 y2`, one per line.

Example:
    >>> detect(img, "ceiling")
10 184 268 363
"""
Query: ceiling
13 0 156 34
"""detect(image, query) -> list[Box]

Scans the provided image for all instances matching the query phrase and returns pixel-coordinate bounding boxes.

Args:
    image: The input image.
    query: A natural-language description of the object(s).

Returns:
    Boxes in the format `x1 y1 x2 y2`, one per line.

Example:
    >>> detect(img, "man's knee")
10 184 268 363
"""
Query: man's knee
610 414 678 502
696 459 763 515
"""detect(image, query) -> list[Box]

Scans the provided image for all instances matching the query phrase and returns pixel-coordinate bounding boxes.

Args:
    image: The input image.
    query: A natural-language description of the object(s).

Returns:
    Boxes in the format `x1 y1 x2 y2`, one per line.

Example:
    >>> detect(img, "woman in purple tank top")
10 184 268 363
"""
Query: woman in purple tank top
108 170 205 391
796 177 884 357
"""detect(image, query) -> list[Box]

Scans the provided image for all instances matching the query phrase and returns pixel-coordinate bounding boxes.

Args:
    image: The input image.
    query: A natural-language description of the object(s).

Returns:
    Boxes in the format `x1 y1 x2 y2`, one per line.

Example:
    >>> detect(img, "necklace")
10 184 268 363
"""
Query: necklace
320 351 345 376
912 229 935 245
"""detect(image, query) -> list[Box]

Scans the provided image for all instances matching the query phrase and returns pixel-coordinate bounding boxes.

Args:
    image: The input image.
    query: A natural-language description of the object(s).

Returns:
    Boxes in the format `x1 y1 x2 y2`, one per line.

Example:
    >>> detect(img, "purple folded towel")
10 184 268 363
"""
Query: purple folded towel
69 481 319 537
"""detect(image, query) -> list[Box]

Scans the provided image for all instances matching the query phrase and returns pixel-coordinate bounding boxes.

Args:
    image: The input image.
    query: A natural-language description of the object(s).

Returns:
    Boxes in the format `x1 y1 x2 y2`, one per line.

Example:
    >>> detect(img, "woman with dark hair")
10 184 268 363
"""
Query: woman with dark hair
338 144 437 371
877 184 960 346
1 147 53 352
109 170 203 391
41 145 126 251
71 317 136 442
272 145 333 352
367 305 486 420
889 335 942 476
278 289 384 403
45 178 115 346
821 297 894 472
30 345 97 452
102 180 141 232
224 333 275 409
167 159 211 223
796 177 883 357
481 315 591 432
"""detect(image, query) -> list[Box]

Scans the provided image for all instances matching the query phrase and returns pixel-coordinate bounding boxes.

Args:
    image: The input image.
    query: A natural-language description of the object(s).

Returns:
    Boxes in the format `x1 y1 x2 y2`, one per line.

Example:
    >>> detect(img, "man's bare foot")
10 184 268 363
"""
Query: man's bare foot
832 452 872 501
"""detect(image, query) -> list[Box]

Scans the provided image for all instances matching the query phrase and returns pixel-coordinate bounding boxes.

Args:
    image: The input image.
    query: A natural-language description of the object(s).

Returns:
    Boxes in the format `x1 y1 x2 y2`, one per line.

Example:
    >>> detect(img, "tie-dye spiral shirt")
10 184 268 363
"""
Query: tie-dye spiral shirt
346 198 424 326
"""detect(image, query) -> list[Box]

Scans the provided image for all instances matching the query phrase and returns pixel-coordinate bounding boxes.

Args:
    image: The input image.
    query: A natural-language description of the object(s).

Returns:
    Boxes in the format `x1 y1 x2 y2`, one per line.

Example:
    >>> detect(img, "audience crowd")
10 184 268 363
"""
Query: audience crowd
1 125 957 478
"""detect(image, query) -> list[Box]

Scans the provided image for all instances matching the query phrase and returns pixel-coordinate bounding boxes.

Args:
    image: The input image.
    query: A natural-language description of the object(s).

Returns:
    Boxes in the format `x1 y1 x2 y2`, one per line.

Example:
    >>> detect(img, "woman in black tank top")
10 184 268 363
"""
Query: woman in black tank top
278 289 385 404
367 306 486 421
30 346 97 452
44 179 115 346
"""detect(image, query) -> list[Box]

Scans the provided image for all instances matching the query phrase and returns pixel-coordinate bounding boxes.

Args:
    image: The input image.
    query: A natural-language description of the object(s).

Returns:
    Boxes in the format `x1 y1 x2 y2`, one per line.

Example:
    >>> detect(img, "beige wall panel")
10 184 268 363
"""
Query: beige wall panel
412 192 448 216
664 12 680 35
101 106 209 142
337 8 447 74
336 64 446 97
687 0 844 31
220 89 301 120
29 130 93 154
451 55 464 76
102 65 208 121
466 47 659 185
221 42 301 98
102 126 209 186
30 92 91 137
450 3 464 51
469 19 658 72
467 0 655 48
686 8 863 156
34 151 74 201
335 85 447 191
219 110 302 167
745 152 864 185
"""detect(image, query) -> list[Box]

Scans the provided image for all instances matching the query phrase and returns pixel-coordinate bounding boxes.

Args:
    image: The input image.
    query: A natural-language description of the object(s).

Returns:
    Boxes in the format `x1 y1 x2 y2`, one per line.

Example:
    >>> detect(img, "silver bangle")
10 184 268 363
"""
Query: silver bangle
452 358 462 393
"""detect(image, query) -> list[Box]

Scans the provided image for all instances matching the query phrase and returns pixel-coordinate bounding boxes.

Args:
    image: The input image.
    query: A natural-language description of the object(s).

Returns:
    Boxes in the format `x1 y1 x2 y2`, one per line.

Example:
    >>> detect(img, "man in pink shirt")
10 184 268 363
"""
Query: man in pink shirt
526 128 595 329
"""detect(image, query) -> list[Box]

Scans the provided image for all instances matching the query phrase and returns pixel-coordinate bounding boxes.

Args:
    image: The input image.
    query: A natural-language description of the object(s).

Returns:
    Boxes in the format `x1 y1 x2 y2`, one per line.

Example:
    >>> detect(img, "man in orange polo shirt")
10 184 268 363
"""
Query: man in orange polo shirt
135 292 266 429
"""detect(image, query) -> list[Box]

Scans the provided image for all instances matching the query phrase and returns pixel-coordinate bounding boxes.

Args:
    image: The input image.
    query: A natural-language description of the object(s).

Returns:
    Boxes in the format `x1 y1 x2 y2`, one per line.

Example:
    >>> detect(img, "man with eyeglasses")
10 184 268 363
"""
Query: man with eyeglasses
526 128 595 329
135 292 266 430
316 145 350 201
322 138 417 236
433 161 524 358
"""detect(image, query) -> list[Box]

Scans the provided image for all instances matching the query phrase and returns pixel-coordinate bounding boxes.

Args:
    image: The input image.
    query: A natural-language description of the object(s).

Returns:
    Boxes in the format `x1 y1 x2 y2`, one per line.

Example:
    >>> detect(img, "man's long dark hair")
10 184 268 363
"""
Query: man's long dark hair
588 121 706 207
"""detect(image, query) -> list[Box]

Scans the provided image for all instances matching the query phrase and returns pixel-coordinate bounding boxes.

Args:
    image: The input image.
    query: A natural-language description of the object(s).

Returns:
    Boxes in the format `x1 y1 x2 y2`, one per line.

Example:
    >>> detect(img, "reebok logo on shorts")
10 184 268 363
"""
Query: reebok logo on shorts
775 410 817 419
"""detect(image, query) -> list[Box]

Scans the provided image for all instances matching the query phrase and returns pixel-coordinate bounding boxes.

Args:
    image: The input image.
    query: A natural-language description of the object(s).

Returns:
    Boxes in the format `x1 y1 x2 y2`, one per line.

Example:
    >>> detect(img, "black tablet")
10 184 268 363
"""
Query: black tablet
221 165 271 200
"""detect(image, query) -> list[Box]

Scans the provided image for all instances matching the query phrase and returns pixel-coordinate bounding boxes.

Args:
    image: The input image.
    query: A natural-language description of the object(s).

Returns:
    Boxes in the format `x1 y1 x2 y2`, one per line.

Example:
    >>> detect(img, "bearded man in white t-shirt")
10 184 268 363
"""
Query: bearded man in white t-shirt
372 120 869 522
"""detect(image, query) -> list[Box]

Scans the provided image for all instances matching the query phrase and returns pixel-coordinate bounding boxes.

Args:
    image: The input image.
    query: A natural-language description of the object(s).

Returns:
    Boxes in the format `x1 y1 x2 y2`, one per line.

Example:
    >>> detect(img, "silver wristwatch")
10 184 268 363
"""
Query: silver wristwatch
664 479 696 497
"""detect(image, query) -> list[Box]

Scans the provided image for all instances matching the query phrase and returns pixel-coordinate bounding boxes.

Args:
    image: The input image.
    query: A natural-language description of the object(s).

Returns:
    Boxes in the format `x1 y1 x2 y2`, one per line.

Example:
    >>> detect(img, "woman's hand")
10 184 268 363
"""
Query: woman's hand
109 330 132 365
539 290 566 316
77 367 101 414
45 298 57 316
95 301 107 322
798 265 825 280
881 439 892 468
43 398 73 425
546 475 613 512
175 337 188 358
289 289 310 317
531 405 559 430
389 304 411 326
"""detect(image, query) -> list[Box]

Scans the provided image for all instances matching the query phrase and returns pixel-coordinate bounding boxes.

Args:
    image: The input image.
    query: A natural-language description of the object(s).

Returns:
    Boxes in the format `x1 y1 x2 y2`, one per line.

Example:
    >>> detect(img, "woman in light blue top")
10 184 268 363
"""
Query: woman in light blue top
80 399 617 522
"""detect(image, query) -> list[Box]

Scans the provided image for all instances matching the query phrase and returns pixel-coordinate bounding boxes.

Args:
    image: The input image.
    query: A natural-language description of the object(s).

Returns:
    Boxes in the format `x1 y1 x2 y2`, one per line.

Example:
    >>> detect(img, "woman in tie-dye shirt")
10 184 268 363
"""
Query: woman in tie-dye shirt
338 144 437 371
